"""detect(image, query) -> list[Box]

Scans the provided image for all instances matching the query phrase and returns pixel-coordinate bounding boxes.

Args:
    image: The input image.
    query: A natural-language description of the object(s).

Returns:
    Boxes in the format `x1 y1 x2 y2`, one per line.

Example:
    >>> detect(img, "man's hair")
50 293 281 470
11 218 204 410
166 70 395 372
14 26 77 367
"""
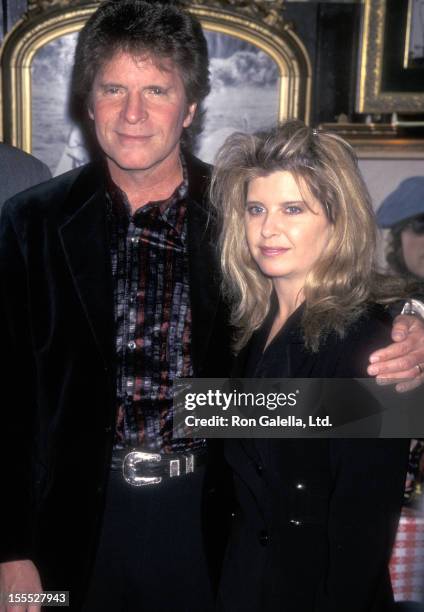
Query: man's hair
71 0 210 147
210 120 407 352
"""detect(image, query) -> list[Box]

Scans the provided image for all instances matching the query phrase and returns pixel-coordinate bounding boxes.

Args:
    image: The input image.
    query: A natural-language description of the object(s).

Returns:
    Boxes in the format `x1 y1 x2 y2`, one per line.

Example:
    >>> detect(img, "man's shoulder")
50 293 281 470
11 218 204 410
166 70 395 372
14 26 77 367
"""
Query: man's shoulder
185 152 212 205
185 152 212 176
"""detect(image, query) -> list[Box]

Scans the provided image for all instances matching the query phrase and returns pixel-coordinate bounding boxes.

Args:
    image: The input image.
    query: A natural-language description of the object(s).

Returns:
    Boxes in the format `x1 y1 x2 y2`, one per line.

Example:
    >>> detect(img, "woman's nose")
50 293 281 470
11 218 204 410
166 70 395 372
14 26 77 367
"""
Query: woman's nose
261 212 282 238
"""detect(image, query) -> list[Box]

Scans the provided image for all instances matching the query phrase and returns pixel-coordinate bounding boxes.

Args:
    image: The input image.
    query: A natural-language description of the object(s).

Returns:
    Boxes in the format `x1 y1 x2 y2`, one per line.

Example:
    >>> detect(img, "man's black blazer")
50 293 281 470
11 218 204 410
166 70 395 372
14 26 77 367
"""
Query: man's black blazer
0 154 232 607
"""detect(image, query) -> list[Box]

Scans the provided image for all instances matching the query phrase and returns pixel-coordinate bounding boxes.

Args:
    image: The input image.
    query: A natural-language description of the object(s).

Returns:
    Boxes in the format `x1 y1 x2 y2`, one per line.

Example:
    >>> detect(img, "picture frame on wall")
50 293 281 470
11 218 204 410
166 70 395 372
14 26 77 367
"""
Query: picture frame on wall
0 0 311 176
357 0 424 114
404 0 424 69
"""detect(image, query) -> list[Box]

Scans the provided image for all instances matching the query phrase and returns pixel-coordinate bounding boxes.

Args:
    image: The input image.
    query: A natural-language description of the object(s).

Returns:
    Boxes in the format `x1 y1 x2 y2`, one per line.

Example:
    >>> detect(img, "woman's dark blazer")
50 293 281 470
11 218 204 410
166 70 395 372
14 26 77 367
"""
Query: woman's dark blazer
218 305 409 612
0 154 232 608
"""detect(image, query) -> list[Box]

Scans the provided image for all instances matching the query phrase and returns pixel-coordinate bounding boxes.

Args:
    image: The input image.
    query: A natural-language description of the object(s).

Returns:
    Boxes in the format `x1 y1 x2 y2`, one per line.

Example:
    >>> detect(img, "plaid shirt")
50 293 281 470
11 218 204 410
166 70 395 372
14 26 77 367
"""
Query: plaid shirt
107 162 204 454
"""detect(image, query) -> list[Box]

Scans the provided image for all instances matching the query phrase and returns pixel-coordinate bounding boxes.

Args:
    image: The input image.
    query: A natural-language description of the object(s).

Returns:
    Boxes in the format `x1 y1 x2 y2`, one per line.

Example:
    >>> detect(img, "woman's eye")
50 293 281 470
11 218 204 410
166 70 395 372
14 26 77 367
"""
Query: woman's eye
246 205 265 216
285 205 302 214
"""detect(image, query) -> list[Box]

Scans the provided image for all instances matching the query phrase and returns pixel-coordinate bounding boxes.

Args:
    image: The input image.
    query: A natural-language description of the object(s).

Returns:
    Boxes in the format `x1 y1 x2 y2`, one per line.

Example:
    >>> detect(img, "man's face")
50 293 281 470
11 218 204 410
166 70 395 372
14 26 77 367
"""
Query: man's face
88 51 196 177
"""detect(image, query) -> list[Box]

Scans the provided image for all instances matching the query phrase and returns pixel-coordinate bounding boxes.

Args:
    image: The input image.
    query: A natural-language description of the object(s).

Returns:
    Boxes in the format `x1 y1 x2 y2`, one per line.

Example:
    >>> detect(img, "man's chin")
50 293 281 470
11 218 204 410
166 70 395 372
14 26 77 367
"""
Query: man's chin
106 155 157 174
105 148 180 176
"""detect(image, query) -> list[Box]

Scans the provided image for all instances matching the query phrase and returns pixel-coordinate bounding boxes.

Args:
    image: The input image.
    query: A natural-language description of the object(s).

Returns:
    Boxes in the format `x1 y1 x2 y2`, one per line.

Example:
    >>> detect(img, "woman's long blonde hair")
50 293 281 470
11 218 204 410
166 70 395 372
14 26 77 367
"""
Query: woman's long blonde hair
210 120 407 352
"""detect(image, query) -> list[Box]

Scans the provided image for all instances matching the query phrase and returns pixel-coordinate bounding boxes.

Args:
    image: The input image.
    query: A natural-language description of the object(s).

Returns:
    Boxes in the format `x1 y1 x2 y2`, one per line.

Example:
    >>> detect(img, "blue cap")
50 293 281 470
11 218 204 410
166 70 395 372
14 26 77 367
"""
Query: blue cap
376 177 424 228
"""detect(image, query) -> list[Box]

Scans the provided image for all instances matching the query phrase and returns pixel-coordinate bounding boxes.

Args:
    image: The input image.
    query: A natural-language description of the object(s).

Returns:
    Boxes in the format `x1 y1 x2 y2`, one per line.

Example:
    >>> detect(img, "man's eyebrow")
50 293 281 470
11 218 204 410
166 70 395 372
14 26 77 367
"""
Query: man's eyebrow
96 81 174 90
143 84 172 90
97 81 124 88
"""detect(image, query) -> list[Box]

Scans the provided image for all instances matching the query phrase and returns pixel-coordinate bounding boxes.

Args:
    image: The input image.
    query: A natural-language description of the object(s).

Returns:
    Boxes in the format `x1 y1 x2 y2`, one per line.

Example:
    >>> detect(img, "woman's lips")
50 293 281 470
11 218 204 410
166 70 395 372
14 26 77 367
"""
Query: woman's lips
259 247 290 256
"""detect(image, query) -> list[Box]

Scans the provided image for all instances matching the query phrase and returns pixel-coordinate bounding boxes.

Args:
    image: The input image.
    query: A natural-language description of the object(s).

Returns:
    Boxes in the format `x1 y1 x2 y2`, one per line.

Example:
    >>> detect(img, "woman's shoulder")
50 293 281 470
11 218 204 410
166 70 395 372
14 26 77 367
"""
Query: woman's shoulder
323 303 393 378
344 302 392 340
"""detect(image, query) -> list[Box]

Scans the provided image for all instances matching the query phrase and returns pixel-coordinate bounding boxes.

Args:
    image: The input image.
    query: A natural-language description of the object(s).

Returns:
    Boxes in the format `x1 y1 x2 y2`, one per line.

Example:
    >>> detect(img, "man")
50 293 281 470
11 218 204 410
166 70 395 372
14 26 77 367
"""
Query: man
0 2 423 611
0 4 231 611
0 143 51 207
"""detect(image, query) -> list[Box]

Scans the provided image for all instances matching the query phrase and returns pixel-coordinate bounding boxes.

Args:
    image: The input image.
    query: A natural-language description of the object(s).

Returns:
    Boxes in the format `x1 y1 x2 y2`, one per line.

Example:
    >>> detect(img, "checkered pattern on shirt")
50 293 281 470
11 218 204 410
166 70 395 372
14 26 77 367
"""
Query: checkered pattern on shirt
390 506 424 602
107 164 205 454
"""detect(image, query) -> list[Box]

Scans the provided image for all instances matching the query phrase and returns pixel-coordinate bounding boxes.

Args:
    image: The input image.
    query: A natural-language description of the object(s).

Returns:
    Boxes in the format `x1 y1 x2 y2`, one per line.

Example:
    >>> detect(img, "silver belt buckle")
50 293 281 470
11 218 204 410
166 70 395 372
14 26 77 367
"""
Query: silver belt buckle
123 451 162 486
169 453 195 477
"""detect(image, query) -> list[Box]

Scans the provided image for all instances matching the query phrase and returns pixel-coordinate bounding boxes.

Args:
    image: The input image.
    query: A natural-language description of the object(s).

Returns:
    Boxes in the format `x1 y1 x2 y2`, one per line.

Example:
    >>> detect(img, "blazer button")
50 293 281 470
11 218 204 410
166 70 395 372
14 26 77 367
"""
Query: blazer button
259 530 269 546
289 519 303 527
105 425 112 433
256 463 264 475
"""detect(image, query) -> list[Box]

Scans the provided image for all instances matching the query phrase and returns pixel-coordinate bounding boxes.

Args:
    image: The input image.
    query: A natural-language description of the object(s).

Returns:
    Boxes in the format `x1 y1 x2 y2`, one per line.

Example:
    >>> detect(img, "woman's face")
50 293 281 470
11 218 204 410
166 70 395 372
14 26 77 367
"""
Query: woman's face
401 216 424 279
244 171 332 287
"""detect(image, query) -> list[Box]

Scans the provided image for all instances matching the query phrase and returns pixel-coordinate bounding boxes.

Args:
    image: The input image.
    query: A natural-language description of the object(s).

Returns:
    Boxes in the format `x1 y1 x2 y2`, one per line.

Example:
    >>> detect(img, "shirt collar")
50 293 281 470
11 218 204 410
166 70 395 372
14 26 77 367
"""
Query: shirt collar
106 155 188 234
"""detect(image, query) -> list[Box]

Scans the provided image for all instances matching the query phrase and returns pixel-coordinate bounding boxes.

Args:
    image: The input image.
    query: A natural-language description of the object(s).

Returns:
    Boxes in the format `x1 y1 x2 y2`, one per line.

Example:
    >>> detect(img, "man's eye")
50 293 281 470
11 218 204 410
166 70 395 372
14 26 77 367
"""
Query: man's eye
148 87 165 96
103 86 121 95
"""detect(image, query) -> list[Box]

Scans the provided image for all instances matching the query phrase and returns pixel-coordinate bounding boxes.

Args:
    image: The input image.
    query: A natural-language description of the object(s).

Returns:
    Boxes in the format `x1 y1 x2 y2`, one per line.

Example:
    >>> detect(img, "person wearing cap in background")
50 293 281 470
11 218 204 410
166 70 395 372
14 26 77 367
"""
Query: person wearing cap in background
377 177 424 283
378 179 424 605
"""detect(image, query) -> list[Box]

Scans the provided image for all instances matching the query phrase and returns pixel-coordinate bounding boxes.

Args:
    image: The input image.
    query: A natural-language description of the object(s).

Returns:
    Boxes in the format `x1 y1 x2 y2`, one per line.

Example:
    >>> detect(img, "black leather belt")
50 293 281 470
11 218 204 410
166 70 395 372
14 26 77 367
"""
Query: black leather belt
111 448 207 486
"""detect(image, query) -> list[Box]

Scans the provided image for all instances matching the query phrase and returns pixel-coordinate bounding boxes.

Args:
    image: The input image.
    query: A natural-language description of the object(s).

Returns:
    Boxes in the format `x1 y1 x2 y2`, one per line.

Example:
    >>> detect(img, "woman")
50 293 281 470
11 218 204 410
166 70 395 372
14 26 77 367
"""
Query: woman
210 121 410 612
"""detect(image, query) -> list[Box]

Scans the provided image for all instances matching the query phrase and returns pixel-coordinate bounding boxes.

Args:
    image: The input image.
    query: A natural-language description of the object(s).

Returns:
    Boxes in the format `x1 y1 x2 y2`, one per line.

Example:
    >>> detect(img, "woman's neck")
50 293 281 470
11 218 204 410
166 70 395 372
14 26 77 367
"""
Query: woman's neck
264 280 305 350
274 277 305 319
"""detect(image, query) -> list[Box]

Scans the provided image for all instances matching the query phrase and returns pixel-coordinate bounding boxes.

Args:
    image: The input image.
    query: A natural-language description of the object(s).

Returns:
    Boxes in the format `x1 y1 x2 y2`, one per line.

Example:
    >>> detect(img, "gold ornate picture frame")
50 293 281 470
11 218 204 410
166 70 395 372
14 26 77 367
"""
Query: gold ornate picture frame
0 0 311 175
403 0 424 69
357 0 424 114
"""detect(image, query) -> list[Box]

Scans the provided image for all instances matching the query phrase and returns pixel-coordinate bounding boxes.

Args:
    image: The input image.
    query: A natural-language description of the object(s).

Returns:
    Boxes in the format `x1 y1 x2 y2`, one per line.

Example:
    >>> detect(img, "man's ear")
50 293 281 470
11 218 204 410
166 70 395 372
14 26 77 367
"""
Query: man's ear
183 102 197 128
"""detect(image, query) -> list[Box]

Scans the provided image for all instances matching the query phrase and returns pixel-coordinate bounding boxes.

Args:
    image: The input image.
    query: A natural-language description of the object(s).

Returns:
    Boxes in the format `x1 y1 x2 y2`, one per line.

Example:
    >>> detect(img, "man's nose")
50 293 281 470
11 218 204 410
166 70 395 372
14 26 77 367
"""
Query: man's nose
122 92 148 124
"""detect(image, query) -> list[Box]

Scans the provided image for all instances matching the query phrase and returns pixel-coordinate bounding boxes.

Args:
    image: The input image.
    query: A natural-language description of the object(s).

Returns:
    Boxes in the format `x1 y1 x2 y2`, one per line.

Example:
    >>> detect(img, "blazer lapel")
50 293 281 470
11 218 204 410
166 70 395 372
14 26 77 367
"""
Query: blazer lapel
59 185 115 371
185 154 221 372
253 308 318 470
285 338 313 378
284 310 317 378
